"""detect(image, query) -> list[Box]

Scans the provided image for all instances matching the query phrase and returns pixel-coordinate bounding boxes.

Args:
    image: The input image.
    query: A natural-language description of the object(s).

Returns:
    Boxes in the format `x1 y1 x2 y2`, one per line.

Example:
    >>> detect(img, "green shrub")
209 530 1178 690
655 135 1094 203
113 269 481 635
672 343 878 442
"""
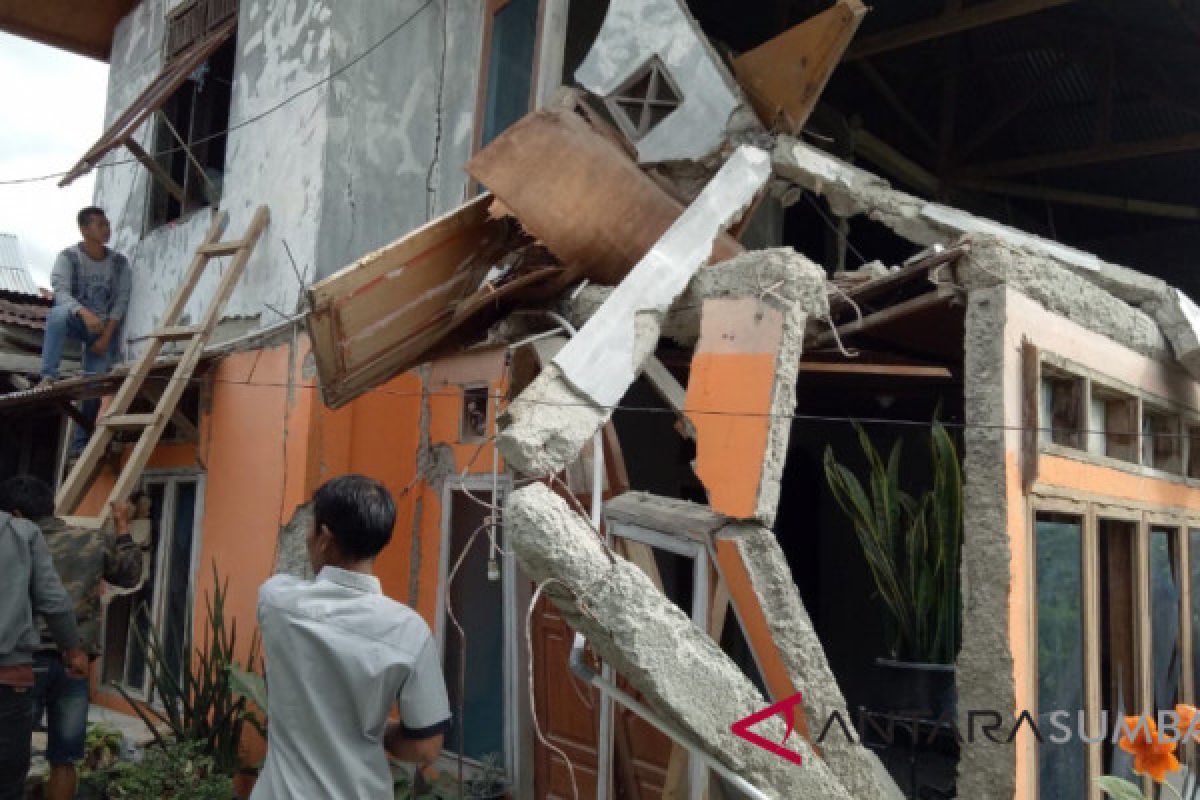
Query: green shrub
104 739 232 799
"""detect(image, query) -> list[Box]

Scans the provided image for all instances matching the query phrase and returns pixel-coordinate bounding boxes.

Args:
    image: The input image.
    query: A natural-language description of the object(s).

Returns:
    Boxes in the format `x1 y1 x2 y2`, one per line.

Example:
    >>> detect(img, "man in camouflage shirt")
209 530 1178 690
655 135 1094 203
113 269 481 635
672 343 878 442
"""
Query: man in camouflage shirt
0 476 143 800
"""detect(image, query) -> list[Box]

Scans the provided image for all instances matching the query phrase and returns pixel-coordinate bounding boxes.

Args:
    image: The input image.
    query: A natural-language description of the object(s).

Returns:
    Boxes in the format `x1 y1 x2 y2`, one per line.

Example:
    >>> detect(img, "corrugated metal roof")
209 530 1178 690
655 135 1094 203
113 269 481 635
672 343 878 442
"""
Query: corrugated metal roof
0 234 40 297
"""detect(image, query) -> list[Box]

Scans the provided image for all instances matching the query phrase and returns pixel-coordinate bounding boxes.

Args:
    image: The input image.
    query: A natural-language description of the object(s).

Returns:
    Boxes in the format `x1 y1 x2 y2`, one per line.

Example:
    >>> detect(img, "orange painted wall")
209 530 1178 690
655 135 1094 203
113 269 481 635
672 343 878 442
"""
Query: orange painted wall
86 337 509 737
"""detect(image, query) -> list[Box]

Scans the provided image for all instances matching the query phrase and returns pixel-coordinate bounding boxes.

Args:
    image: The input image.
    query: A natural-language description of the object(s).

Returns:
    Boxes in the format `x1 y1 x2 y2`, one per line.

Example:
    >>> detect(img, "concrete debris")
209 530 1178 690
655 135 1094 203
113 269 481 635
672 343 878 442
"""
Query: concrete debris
498 146 770 476
773 135 1200 378
957 235 1171 363
505 483 856 800
275 503 314 580
686 249 828 524
719 522 904 800
574 0 750 164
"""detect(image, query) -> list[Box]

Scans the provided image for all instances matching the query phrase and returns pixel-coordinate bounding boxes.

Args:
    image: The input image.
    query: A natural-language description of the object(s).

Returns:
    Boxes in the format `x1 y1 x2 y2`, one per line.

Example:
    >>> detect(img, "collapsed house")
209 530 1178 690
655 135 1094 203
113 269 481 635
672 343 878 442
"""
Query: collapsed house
3 0 1200 798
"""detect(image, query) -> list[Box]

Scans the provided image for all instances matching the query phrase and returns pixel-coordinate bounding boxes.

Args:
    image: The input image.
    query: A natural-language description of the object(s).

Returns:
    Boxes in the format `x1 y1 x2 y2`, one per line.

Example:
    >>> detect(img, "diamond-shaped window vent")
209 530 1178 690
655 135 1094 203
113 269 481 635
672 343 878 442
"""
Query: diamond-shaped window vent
604 56 684 142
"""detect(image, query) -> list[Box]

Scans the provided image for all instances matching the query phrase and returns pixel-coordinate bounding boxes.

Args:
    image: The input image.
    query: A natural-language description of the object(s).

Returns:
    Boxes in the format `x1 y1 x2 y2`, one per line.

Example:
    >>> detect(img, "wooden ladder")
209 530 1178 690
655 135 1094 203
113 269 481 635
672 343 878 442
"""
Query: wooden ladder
55 206 270 520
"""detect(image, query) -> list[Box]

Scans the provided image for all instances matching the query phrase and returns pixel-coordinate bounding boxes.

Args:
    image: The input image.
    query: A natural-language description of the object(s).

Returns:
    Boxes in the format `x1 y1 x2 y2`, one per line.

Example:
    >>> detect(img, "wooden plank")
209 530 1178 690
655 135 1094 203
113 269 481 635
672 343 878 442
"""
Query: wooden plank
731 0 866 134
153 324 204 341
56 400 94 433
844 0 1077 61
954 178 1200 221
829 244 968 316
100 413 158 430
124 138 186 205
1022 340 1040 493
856 60 937 151
641 355 696 440
961 131 1200 178
137 383 199 442
809 290 953 349
604 492 727 542
798 361 954 378
197 240 245 257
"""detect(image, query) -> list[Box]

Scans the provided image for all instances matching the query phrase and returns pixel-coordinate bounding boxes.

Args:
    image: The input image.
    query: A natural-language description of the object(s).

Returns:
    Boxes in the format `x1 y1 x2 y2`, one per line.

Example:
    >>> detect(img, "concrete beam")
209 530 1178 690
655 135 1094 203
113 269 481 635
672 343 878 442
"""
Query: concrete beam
505 483 856 800
498 147 770 477
773 135 1200 378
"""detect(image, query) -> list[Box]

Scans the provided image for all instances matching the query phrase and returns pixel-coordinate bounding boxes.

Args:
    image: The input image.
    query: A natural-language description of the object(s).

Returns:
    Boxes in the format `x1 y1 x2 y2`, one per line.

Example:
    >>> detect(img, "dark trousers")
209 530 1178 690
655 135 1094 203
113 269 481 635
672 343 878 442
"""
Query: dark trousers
0 684 33 800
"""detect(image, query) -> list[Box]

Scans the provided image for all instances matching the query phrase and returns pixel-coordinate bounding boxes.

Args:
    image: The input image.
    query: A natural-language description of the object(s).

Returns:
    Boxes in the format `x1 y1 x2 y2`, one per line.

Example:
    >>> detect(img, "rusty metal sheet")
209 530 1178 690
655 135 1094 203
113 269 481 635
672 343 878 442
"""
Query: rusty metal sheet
466 107 742 287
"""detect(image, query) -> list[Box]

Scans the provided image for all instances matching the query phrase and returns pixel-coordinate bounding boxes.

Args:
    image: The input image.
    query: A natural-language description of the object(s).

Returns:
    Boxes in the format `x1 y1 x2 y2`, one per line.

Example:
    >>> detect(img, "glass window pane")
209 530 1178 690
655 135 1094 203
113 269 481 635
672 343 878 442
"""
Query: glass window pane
161 481 197 683
1036 513 1086 800
443 490 505 763
481 0 539 147
1150 527 1182 712
1099 520 1139 782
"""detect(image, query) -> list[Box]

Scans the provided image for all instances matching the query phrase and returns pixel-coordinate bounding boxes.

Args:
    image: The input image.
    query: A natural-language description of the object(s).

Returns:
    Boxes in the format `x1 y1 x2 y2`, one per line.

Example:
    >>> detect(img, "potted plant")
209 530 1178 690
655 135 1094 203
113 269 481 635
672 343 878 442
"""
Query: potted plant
461 753 510 799
823 419 963 718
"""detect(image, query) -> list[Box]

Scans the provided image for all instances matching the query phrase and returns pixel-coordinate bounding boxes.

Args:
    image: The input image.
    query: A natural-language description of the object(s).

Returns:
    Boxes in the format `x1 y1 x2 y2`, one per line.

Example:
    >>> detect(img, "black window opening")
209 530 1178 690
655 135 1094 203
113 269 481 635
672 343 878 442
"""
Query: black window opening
147 32 237 230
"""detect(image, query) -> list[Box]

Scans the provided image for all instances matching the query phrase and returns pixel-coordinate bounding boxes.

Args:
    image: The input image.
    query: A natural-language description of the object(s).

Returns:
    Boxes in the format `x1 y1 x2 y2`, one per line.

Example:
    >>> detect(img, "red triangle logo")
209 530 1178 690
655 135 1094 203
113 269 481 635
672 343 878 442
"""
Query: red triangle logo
730 692 806 766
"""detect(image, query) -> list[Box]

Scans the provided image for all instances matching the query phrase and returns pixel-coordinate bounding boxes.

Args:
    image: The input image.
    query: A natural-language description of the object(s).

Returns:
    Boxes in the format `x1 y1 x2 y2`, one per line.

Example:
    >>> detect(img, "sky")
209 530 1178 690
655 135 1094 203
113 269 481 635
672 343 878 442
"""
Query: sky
0 31 108 288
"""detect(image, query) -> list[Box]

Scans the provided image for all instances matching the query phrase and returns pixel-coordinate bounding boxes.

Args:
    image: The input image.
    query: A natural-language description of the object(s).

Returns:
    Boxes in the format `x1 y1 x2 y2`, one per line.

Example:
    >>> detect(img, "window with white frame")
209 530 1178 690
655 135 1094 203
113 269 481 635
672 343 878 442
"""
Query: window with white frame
102 473 203 697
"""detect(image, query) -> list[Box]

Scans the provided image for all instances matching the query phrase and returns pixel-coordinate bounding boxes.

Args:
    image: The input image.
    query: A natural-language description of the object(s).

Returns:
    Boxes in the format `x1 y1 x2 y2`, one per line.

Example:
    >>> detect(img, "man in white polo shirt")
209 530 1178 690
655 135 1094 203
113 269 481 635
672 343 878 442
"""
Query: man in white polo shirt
252 475 452 799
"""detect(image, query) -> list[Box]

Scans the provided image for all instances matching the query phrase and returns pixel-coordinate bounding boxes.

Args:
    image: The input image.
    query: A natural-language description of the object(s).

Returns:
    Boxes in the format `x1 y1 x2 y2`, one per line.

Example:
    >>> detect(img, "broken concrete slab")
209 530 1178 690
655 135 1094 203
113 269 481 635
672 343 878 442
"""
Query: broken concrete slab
506 483 855 800
574 0 750 164
497 147 770 476
467 106 742 287
957 234 1172 363
685 249 828 525
718 521 904 800
773 136 1200 377
732 0 866 134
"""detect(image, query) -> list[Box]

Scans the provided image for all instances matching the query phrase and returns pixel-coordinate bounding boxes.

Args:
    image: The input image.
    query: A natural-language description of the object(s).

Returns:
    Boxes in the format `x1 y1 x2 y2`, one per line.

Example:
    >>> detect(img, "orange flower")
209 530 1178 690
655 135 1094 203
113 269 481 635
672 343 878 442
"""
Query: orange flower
1118 715 1181 783
1176 704 1200 742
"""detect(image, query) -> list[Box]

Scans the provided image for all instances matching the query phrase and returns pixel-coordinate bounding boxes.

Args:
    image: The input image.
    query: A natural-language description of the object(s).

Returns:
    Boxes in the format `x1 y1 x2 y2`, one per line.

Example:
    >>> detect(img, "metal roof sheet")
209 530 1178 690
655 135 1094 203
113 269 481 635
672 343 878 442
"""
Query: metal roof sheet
0 235 41 297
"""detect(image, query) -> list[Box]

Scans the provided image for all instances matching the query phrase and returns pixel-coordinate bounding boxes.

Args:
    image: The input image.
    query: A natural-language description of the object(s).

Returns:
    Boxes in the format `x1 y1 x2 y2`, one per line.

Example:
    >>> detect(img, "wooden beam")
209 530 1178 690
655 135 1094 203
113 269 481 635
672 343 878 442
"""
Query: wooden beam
57 400 94 433
851 127 941 196
641 355 696 440
798 361 955 379
137 383 200 442
843 0 1077 61
960 131 1200 178
810 291 953 349
955 178 1200 221
954 56 1077 161
855 60 937 152
124 138 185 205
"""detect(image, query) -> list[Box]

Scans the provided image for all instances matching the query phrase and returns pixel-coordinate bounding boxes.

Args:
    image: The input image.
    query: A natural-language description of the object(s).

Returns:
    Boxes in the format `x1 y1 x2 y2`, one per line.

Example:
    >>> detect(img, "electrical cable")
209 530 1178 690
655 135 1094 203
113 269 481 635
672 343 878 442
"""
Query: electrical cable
0 0 437 187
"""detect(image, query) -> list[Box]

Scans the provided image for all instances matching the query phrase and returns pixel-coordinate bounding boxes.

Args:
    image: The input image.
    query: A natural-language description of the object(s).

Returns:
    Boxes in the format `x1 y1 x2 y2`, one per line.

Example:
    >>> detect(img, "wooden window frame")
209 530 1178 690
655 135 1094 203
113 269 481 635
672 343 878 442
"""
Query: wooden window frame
1035 351 1200 485
471 0 548 161
1031 495 1196 799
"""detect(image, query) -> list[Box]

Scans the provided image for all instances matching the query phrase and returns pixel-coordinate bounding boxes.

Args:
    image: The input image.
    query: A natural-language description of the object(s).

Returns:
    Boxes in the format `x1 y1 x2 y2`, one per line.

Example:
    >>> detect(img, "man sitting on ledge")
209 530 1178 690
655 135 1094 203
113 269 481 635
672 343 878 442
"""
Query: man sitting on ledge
39 207 132 455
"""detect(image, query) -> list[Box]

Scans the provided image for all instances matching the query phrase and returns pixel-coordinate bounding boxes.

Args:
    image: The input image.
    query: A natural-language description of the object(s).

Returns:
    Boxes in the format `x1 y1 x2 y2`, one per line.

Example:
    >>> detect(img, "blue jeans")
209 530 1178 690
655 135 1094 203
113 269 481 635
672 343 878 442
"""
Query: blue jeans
40 305 121 451
31 652 89 765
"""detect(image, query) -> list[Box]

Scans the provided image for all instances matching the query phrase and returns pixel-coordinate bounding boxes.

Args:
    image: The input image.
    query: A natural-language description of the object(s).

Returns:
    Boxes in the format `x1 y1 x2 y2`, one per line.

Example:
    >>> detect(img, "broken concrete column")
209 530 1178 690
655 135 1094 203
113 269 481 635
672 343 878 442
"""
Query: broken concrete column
506 483 855 800
684 249 827 525
498 146 770 477
718 522 903 800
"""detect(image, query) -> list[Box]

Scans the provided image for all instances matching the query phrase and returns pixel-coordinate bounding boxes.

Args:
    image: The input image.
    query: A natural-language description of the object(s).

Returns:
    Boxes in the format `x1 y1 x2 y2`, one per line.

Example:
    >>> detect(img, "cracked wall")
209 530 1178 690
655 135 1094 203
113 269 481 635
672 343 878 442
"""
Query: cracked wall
98 1 483 355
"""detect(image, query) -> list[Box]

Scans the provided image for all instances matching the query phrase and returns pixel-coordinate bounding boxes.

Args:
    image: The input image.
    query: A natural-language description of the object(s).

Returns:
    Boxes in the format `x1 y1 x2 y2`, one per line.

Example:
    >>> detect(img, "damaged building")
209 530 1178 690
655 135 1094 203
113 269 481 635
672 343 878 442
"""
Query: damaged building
3 0 1200 798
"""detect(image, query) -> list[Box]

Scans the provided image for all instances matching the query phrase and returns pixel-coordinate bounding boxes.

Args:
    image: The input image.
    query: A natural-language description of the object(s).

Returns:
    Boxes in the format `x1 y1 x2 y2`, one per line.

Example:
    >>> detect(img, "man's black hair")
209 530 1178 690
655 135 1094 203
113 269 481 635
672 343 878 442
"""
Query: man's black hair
0 475 55 519
77 206 107 228
312 474 396 560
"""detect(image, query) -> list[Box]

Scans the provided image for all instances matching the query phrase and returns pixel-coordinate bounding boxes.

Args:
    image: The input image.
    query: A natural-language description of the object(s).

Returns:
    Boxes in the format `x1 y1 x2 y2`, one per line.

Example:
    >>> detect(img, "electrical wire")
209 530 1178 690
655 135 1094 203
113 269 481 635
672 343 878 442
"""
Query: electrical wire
0 0 437 187
52 371 1195 439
